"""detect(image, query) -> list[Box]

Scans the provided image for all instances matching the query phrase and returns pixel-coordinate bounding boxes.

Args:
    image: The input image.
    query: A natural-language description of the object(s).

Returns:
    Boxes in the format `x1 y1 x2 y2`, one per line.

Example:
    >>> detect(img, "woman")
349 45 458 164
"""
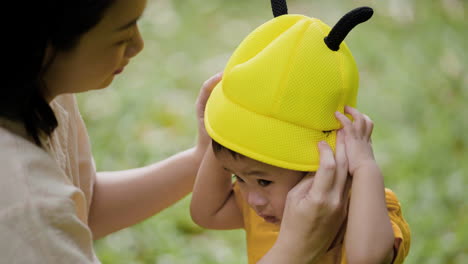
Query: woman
0 1 350 263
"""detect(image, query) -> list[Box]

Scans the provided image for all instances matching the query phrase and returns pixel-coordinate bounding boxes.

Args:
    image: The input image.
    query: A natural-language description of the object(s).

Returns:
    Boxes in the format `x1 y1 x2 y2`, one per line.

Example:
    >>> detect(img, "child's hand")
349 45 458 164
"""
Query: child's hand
335 106 376 176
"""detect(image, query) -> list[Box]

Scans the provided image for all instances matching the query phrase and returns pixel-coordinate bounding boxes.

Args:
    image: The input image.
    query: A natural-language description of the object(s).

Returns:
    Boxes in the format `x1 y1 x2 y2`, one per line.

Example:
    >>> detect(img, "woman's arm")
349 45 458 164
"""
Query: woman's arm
89 148 203 239
336 107 394 264
88 73 222 239
190 143 244 230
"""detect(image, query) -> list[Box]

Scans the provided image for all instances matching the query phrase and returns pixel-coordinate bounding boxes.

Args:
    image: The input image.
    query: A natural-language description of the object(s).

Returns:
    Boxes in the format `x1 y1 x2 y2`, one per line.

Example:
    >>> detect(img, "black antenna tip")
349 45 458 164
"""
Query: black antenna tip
271 0 288 17
324 7 374 51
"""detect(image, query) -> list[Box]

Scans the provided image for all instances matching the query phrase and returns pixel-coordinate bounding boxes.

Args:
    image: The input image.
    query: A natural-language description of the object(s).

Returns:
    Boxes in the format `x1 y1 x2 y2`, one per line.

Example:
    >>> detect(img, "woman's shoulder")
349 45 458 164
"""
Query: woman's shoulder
0 128 97 263
0 126 77 205
0 124 53 165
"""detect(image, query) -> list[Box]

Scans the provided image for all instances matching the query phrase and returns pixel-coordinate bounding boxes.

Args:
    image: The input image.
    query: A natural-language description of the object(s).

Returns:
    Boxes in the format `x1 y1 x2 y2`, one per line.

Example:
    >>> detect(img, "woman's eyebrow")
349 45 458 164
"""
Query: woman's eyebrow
116 16 141 31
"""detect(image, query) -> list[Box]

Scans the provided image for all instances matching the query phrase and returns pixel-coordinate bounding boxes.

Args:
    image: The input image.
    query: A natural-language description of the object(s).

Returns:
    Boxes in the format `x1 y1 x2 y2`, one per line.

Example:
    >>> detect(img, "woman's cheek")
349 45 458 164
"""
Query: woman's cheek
105 48 126 70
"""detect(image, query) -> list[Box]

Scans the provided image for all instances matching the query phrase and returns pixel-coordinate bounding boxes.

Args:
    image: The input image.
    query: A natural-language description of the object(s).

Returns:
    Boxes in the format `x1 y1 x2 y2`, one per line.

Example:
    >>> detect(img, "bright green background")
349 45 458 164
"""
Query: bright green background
77 0 467 263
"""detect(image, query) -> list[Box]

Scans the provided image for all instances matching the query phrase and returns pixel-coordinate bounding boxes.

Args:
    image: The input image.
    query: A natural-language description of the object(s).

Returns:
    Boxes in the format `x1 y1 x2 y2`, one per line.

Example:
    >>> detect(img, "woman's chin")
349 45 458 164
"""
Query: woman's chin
98 76 115 90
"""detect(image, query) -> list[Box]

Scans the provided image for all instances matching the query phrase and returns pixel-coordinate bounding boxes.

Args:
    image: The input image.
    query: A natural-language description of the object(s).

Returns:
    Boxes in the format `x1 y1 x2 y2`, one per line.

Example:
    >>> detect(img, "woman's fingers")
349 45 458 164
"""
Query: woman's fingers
342 176 352 212
195 72 223 152
196 72 223 119
280 140 350 261
332 129 349 195
288 172 315 201
310 141 336 195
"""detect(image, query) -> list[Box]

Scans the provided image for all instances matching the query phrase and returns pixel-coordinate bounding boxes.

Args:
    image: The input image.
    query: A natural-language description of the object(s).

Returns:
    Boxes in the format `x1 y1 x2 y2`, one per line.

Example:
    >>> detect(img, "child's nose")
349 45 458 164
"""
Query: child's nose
247 190 268 208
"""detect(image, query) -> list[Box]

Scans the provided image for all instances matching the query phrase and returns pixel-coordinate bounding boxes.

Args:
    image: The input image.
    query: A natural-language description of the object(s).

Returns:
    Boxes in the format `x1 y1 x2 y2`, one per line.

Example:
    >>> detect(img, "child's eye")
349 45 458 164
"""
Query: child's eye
233 174 244 183
257 179 272 187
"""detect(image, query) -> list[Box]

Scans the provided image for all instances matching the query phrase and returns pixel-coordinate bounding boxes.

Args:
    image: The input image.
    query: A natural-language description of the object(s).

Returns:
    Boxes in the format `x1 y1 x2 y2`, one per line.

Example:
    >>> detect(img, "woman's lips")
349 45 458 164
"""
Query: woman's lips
114 62 128 75
114 68 124 75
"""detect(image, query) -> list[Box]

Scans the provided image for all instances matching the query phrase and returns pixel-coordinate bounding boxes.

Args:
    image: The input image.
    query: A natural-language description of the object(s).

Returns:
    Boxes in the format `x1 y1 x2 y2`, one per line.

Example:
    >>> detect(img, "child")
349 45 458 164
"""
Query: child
191 5 410 264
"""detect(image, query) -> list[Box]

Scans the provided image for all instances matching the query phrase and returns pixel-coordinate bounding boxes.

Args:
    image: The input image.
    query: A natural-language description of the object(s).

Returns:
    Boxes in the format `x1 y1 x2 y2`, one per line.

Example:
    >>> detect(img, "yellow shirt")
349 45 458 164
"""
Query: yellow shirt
233 184 410 264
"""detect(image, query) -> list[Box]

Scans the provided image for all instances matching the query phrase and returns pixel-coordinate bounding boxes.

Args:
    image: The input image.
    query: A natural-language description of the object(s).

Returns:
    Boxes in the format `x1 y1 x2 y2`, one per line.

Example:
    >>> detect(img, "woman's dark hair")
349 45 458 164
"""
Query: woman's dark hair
1 1 115 146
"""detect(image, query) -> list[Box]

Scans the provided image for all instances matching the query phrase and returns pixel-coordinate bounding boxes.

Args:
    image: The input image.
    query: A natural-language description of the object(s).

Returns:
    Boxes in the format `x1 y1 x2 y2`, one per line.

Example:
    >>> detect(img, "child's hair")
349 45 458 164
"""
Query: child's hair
1 1 115 146
212 139 244 159
212 139 309 176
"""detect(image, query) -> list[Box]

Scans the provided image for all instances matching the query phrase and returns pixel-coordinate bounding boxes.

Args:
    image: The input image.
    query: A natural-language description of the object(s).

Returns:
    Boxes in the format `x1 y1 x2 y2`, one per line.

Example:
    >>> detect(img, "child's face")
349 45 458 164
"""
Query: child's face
216 150 309 225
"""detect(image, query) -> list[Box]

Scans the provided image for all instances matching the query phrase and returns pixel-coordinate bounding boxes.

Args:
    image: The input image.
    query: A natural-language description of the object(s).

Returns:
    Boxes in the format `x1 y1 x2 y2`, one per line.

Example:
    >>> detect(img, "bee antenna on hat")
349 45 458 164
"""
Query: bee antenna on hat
271 0 288 17
324 7 373 51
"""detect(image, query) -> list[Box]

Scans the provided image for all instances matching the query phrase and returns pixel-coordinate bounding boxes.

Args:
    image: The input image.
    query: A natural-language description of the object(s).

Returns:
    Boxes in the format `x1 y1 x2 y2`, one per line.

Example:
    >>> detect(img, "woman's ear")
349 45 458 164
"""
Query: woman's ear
42 43 56 69
40 43 58 102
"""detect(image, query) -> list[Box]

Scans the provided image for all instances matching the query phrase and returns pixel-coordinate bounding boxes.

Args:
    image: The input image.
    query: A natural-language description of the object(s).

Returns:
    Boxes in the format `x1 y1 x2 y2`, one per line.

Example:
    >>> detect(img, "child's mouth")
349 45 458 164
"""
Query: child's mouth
262 215 280 224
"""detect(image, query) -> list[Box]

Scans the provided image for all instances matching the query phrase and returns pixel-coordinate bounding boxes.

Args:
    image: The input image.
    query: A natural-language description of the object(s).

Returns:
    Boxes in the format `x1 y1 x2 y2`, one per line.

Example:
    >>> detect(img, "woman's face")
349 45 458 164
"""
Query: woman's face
43 0 147 100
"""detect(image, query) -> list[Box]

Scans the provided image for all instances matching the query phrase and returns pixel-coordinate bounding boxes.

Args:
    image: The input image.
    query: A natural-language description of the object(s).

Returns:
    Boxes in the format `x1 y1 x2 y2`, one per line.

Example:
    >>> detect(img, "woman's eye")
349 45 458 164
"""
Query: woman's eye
116 37 132 45
116 28 136 46
233 174 244 183
257 179 272 187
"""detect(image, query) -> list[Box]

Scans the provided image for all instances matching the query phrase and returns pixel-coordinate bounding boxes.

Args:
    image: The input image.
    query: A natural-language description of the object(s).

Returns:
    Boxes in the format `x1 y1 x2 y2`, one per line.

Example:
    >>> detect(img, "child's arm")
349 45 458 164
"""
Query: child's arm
336 107 395 264
190 143 244 230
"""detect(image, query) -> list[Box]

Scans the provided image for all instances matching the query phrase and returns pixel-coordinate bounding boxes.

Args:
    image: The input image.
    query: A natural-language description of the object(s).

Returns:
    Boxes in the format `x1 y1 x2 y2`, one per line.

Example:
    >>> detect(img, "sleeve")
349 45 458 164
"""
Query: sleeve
384 189 411 264
70 94 97 214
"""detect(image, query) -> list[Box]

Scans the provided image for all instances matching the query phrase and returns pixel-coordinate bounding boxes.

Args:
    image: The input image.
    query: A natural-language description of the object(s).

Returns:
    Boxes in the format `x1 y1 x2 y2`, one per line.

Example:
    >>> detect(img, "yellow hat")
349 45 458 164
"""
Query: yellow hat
205 7 373 171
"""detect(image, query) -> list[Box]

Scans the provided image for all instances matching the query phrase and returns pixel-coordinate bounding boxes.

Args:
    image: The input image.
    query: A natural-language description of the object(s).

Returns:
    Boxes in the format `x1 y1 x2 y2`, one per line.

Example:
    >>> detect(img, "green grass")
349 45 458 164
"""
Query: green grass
78 0 467 263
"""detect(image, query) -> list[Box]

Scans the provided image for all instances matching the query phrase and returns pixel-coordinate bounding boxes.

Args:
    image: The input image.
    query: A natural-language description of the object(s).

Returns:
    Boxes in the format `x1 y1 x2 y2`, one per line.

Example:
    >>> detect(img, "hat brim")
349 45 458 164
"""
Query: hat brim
205 82 337 172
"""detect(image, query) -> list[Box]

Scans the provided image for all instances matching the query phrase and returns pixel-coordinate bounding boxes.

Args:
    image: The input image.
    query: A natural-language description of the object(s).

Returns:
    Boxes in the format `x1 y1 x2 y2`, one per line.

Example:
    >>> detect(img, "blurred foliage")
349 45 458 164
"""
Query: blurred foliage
77 0 467 263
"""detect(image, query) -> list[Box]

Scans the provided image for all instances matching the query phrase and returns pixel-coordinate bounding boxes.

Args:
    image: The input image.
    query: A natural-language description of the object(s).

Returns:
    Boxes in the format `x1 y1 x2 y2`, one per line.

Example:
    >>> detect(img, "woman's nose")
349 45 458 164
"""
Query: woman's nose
125 27 144 58
247 190 268 208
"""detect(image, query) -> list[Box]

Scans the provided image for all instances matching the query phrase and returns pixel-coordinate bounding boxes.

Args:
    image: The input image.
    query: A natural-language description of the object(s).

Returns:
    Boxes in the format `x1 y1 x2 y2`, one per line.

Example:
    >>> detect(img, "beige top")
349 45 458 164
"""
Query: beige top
0 95 100 263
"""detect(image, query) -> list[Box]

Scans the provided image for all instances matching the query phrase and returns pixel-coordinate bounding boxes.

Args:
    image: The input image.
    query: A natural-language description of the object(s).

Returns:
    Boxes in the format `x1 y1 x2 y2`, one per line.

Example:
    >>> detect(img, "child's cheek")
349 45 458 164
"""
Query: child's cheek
274 189 289 220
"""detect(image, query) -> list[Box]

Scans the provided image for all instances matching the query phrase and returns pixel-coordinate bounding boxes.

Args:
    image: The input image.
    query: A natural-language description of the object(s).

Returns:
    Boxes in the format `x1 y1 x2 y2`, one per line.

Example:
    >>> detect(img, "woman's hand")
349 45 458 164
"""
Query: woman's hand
195 72 222 157
261 130 350 263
